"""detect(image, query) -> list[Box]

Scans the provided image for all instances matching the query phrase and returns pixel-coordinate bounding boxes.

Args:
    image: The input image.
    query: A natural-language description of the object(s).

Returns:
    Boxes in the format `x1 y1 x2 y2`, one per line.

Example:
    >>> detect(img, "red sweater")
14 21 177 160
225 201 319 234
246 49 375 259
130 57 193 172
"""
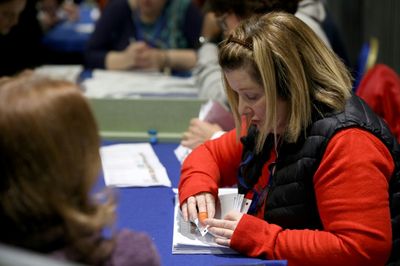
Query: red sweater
179 128 394 266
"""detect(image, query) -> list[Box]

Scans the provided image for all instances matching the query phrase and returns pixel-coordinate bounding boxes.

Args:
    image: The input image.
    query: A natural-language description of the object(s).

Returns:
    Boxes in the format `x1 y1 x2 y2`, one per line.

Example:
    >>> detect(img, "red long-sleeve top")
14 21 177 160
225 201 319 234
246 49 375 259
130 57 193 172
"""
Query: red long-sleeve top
178 128 394 266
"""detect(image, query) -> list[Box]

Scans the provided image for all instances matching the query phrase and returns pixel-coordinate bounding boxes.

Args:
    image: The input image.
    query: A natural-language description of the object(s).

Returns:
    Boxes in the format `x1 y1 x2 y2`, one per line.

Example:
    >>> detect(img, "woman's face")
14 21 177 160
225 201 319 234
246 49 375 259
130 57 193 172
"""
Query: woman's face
0 0 26 35
224 69 288 134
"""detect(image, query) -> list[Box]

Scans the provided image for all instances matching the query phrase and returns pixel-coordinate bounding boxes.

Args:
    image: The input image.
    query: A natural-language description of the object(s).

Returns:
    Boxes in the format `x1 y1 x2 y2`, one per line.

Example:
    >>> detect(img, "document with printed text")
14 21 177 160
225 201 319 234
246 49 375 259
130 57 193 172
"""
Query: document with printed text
100 143 171 187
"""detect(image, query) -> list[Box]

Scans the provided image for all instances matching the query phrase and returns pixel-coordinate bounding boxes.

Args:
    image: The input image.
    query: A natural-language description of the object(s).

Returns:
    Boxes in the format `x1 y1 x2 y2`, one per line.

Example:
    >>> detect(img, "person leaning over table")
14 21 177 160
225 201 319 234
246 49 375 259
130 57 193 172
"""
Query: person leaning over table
84 0 203 73
0 71 160 266
178 12 400 266
180 0 304 149
181 0 352 150
181 0 300 149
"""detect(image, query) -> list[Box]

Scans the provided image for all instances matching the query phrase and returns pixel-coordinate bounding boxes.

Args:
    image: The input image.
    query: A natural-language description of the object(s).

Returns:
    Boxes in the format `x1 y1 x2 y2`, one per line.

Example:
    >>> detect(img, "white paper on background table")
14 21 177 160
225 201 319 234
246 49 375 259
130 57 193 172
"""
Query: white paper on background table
100 143 171 187
83 70 198 98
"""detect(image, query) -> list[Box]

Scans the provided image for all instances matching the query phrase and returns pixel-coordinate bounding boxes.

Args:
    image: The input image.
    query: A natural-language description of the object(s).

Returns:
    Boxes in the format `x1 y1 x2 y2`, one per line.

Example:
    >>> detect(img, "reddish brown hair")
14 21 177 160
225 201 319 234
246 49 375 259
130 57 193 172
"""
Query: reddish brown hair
0 71 115 264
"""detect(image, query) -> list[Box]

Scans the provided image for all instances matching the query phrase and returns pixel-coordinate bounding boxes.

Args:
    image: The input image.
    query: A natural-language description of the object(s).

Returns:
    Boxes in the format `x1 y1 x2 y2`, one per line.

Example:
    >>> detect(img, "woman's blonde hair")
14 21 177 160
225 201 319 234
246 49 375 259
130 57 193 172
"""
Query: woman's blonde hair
219 12 352 152
0 71 115 264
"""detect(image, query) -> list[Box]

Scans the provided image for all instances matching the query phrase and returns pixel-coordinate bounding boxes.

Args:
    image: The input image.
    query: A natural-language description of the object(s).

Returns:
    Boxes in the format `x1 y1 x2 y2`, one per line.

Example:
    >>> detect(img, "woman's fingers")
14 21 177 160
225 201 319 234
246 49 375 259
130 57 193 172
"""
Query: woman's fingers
205 193 215 218
215 237 230 247
206 217 237 231
181 202 189 222
181 193 216 223
207 222 234 239
187 196 198 222
223 211 244 222
195 193 207 212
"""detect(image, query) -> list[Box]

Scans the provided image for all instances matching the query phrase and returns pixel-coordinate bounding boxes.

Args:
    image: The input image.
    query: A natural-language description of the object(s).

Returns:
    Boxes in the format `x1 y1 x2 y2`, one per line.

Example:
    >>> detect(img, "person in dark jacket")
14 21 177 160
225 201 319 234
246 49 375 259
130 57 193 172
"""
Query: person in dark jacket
0 0 45 76
178 12 399 265
84 0 203 73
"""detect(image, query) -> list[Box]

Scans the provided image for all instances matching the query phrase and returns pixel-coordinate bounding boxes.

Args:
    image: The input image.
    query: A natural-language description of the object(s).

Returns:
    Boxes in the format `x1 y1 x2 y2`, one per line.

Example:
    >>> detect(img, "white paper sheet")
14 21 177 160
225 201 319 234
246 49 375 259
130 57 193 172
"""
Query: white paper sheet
100 143 171 187
82 70 198 99
34 65 83 83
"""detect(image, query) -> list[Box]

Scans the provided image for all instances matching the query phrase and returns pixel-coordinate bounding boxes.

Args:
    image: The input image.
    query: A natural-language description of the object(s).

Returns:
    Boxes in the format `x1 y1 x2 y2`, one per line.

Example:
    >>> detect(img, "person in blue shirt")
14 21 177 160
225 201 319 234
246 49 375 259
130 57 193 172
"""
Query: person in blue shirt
85 0 203 73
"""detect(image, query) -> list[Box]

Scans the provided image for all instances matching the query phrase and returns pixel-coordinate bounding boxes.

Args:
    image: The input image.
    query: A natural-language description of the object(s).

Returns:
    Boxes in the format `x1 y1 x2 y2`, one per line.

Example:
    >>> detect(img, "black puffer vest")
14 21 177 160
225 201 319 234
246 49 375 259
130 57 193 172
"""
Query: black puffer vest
239 94 400 263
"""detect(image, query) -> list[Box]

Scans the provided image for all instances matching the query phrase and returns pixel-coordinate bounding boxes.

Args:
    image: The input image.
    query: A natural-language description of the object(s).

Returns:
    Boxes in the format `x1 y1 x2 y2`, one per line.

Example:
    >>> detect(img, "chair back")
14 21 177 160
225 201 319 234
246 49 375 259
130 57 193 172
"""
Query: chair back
356 64 400 142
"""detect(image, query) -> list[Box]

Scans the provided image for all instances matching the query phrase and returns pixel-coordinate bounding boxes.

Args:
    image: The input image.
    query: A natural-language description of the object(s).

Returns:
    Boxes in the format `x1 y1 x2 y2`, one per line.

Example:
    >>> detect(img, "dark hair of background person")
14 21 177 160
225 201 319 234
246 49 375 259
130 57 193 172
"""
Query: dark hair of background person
0 0 45 76
205 0 300 17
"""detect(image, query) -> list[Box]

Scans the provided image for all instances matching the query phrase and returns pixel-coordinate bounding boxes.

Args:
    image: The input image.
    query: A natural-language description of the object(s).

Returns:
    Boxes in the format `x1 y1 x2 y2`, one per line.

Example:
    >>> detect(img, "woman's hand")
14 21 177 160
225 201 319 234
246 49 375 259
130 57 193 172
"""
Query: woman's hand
204 211 244 247
127 47 166 71
107 41 162 70
181 192 215 223
181 118 223 149
124 41 149 68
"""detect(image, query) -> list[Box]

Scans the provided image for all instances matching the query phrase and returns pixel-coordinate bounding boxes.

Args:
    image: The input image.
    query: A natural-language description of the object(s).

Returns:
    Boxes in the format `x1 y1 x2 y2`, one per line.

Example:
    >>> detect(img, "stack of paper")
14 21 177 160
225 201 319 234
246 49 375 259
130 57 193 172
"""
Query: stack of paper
34 65 83 83
82 70 198 99
172 188 251 254
100 143 171 187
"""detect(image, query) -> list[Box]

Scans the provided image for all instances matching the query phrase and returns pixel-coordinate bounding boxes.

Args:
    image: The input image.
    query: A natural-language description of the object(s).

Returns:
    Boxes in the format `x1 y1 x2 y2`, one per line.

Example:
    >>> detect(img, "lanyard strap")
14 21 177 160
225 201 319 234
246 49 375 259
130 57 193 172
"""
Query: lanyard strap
246 161 276 214
237 152 254 194
238 130 276 214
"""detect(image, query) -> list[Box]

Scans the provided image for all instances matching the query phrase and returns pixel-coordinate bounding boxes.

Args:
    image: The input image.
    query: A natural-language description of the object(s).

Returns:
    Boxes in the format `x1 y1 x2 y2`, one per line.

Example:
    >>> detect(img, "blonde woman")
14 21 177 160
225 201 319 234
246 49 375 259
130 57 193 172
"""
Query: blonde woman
178 13 399 265
0 71 160 266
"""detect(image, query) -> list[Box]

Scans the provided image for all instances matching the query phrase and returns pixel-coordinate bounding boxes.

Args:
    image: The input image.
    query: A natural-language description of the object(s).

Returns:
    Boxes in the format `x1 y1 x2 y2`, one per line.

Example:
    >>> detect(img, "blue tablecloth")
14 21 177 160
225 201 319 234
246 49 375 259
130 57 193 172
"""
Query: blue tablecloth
97 142 287 266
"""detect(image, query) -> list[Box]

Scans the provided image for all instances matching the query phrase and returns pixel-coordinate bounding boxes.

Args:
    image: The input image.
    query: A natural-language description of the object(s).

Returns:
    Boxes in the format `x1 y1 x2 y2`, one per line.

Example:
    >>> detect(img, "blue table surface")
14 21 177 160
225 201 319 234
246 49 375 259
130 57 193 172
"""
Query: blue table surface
97 141 287 266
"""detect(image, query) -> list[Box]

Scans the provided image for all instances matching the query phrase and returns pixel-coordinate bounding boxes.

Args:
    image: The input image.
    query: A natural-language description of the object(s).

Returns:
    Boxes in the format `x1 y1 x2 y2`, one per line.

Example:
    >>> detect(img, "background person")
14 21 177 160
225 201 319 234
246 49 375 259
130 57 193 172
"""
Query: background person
37 0 81 32
84 0 203 73
0 0 45 76
179 12 399 265
0 71 160 266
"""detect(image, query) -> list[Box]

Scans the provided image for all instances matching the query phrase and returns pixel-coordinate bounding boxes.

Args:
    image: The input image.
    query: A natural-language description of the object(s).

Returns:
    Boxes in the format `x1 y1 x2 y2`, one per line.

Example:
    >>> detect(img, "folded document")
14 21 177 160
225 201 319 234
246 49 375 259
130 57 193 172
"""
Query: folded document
172 188 251 254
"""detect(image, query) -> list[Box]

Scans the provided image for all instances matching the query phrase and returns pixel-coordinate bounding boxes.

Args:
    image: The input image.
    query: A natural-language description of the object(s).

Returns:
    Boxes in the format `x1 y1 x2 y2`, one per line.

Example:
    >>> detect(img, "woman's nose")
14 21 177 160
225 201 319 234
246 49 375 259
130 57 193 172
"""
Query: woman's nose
238 97 251 116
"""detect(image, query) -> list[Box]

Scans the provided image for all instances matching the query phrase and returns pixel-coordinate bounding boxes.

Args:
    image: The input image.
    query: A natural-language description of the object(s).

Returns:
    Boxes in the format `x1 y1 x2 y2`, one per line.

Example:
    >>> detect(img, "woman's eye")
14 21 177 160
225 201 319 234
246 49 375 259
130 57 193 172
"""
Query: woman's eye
246 94 258 101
